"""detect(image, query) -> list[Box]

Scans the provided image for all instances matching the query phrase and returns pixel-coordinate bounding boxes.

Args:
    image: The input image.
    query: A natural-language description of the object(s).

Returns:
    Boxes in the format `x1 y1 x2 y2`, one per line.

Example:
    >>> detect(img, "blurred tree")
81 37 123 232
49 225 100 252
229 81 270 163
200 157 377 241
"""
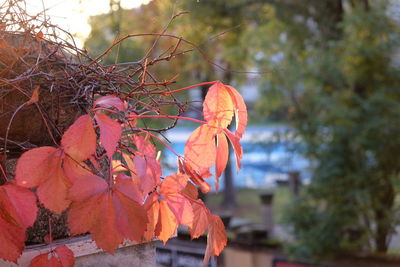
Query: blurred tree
254 0 400 259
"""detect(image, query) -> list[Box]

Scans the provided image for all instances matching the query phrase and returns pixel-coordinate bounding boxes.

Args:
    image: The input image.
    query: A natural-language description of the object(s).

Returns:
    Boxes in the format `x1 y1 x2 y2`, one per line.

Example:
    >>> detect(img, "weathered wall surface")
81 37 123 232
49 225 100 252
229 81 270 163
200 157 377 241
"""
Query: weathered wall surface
75 242 156 267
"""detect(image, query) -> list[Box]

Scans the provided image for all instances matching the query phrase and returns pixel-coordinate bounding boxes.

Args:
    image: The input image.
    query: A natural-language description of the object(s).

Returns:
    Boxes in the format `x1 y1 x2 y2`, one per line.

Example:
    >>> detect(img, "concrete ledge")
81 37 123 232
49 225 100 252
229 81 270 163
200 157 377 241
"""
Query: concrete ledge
0 235 156 267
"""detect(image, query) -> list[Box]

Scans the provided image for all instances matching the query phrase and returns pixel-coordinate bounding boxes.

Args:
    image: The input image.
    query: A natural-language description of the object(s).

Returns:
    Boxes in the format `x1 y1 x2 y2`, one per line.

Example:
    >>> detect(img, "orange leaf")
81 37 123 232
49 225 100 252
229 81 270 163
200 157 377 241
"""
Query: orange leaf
61 115 96 161
68 176 147 253
35 31 44 42
184 124 217 175
203 81 234 129
224 129 243 170
0 185 37 263
225 85 248 138
26 85 40 105
155 199 178 244
215 132 229 192
29 245 74 267
160 174 193 227
94 113 121 159
189 200 209 239
165 193 193 227
182 160 211 194
160 174 188 195
203 214 227 267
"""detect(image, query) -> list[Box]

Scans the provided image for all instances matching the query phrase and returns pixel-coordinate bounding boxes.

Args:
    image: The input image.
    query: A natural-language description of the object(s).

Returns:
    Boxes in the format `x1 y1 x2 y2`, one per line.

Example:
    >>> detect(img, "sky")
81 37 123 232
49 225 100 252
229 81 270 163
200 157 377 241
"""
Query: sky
25 0 151 46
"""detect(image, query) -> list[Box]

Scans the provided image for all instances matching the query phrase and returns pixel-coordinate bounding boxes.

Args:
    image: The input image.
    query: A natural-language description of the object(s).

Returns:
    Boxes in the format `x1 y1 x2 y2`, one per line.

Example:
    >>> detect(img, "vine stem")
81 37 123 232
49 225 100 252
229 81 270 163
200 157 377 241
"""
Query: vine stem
134 115 206 124
160 81 217 95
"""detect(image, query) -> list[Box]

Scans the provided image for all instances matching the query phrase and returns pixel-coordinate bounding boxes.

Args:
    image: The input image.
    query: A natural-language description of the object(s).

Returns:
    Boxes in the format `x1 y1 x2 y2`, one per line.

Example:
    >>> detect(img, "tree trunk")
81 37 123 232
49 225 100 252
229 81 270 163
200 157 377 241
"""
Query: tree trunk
374 177 394 253
221 67 237 208
222 146 237 208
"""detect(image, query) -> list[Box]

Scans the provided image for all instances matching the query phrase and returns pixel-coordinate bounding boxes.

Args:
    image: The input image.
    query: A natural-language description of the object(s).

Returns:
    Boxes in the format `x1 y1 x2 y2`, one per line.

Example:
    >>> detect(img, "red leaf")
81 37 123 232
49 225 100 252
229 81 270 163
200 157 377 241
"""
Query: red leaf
63 157 92 183
0 185 37 263
36 152 71 214
114 173 144 204
113 190 147 243
79 192 123 254
181 181 199 200
203 214 227 267
134 154 160 195
127 134 161 195
95 113 122 159
224 129 243 170
16 148 71 214
94 95 126 112
54 246 74 267
215 132 229 193
155 200 178 244
133 135 157 157
182 160 211 194
29 253 50 267
29 245 74 267
225 85 248 138
61 115 96 161
189 200 209 239
184 125 217 175
203 81 234 129
3 185 38 228
143 193 160 242
165 193 193 227
15 146 58 187
68 177 147 253
68 174 107 202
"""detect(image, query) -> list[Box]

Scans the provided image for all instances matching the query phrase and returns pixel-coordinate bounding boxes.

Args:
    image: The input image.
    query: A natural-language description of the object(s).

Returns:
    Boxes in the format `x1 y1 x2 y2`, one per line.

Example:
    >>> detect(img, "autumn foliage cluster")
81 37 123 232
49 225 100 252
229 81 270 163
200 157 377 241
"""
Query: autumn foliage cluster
0 80 247 266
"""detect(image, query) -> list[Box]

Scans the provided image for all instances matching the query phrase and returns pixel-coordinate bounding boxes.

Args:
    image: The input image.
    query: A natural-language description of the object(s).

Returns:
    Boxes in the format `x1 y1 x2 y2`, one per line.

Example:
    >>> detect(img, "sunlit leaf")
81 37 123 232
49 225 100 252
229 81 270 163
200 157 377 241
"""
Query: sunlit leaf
215 132 228 192
203 214 227 267
61 115 96 161
95 113 122 159
203 81 234 129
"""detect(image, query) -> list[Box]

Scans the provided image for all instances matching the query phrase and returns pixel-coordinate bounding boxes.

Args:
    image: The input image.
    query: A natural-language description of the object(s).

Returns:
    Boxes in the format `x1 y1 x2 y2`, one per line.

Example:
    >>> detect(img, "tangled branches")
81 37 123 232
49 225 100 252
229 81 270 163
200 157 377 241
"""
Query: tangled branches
0 0 192 159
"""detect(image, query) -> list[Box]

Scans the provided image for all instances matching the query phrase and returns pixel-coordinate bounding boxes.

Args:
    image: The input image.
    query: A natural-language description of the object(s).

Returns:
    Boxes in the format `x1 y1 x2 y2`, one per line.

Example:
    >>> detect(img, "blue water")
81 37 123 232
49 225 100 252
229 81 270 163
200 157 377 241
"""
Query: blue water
162 126 310 191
